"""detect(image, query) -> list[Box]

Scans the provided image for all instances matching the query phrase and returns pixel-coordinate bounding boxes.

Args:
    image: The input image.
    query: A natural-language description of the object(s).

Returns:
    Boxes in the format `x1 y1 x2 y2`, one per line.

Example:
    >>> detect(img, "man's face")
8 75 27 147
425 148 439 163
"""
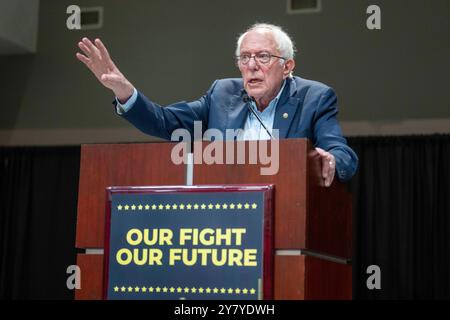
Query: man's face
238 29 294 105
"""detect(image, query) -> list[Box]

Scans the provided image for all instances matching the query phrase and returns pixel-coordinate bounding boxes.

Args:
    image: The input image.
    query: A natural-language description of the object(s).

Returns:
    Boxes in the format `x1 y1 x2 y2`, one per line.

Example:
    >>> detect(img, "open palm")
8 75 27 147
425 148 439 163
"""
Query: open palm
76 37 134 102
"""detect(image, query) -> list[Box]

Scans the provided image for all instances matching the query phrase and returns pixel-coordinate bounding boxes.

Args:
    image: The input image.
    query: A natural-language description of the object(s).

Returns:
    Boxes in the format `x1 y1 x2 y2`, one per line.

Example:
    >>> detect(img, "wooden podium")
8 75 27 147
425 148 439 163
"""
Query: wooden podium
75 139 352 300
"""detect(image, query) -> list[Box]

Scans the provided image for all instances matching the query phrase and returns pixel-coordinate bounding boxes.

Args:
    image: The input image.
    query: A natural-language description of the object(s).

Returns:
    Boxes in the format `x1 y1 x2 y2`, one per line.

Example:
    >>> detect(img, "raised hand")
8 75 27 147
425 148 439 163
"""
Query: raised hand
76 37 134 103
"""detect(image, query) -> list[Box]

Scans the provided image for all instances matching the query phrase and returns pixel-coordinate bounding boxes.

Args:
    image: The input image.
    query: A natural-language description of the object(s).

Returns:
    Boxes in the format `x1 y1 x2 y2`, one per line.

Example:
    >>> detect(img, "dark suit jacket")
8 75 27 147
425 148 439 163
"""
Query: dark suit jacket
120 76 358 182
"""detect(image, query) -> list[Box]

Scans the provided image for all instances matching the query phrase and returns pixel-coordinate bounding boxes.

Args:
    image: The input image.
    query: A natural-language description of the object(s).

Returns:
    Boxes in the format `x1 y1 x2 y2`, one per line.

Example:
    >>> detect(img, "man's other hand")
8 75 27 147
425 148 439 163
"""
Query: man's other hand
315 147 336 187
76 37 134 103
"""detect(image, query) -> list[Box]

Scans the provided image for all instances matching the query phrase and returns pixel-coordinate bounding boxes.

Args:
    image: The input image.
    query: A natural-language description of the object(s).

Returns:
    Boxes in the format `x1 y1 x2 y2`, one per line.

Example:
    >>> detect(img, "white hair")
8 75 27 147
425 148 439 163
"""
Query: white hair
235 23 296 61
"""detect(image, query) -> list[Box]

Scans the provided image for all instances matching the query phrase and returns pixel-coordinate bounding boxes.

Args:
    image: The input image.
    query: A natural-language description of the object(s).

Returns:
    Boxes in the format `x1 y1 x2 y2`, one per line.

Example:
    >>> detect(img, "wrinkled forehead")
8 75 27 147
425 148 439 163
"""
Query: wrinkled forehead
240 29 278 54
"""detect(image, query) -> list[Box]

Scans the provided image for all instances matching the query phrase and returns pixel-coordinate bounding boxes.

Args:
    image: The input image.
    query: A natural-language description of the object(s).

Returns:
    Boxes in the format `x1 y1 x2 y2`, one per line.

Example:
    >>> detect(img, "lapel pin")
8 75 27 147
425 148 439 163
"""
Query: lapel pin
283 113 289 119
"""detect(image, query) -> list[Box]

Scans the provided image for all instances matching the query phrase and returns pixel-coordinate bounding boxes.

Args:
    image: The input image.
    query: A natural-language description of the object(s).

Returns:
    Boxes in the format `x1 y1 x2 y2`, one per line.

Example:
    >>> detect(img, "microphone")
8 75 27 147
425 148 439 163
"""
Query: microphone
243 94 274 139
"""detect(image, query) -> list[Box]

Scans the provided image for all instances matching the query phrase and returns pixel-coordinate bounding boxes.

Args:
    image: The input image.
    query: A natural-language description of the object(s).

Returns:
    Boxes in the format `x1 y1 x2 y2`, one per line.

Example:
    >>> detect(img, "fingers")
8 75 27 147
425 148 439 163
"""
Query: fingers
75 37 128 94
322 157 330 180
315 147 329 178
78 41 91 56
315 147 336 187
78 37 115 72
81 37 93 52
80 37 111 61
94 38 111 60
76 52 90 66
324 155 335 186
315 147 326 156
82 37 99 55
95 38 116 70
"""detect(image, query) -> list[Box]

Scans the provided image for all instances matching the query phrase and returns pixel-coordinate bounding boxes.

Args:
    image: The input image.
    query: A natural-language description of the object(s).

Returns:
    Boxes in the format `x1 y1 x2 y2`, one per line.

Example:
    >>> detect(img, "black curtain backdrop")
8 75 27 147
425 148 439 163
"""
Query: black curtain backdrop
0 147 79 299
349 134 449 299
0 135 448 299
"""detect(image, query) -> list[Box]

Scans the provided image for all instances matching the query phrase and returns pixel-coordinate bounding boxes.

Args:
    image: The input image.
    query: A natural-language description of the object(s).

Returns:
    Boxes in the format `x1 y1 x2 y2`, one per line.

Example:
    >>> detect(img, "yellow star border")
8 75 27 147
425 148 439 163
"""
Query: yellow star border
116 202 258 212
113 285 257 295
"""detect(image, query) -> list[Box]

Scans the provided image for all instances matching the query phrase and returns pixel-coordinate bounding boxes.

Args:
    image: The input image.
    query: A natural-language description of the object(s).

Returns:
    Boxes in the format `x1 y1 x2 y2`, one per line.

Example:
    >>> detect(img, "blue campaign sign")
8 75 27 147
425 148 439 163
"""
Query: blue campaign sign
104 186 273 300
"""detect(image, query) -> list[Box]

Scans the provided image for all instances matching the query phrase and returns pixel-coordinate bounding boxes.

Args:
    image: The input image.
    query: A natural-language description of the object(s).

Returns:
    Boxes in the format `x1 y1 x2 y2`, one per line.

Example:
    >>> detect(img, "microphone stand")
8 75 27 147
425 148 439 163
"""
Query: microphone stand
243 95 274 140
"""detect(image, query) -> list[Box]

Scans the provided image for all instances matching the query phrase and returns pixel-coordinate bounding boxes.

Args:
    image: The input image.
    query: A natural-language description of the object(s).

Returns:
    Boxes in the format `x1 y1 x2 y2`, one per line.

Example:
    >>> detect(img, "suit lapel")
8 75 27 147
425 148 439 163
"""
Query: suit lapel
227 93 248 132
273 78 299 138
226 78 301 138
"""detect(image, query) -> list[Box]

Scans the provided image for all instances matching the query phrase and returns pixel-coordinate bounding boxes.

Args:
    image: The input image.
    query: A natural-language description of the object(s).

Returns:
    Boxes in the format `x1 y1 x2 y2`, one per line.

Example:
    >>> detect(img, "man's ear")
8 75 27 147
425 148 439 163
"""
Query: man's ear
283 59 295 77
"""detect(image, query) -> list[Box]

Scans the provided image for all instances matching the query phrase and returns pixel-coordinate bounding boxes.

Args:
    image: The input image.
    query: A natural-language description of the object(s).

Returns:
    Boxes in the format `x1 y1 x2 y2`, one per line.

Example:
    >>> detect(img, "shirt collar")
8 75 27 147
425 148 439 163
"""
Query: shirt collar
250 79 287 115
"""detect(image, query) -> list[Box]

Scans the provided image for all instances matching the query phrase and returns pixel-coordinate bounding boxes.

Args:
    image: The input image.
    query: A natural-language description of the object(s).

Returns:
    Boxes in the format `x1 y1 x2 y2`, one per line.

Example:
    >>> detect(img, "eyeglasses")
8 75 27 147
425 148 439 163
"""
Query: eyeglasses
237 52 287 65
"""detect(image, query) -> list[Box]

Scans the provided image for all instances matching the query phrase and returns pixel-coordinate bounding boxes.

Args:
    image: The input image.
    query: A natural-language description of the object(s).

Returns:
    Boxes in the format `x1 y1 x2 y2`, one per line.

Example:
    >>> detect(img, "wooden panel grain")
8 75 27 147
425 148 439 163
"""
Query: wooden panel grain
75 254 103 300
194 139 352 256
307 150 353 258
274 255 305 299
76 142 185 248
194 139 309 249
305 255 352 300
274 255 352 300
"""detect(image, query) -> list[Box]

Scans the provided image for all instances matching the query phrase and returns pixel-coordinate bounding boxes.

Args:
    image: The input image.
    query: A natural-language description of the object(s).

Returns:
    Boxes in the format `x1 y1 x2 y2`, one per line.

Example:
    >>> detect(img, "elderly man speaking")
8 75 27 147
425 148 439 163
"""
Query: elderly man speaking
76 23 358 186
